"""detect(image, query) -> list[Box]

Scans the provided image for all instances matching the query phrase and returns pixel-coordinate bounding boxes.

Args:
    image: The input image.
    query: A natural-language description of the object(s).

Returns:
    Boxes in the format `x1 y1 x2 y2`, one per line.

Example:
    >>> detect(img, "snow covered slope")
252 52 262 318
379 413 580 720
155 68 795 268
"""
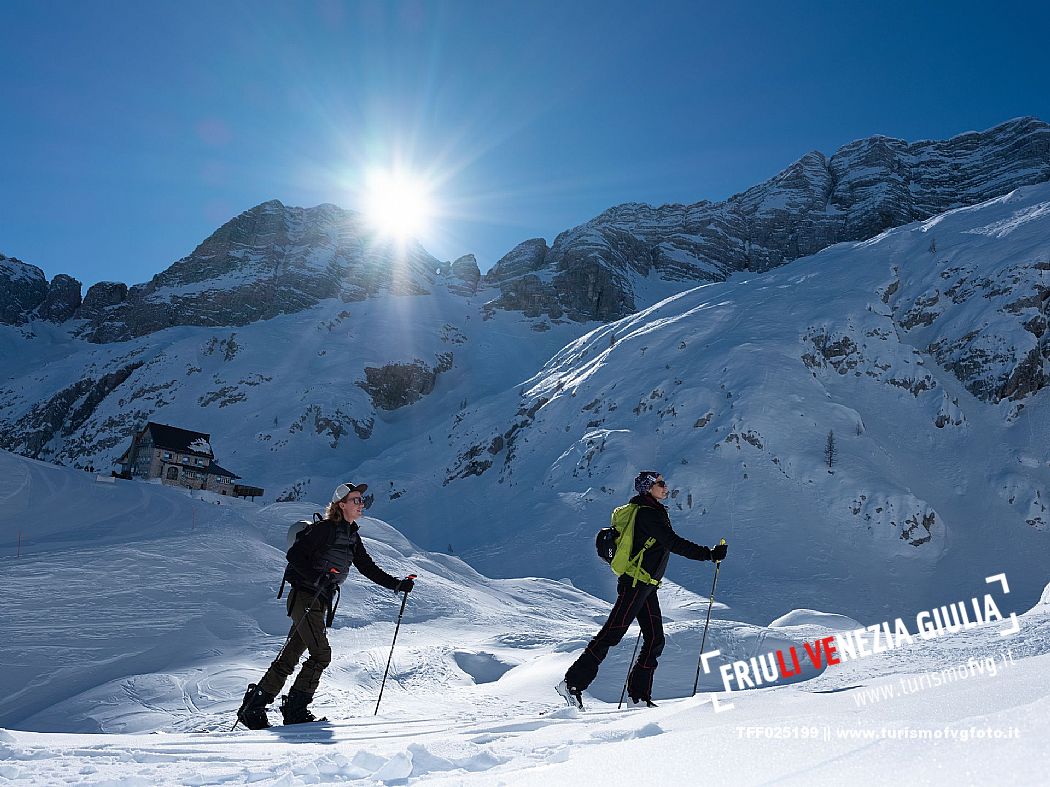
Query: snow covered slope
2 451 1049 784
0 274 586 484
379 182 1050 623
2 450 823 735
0 449 600 732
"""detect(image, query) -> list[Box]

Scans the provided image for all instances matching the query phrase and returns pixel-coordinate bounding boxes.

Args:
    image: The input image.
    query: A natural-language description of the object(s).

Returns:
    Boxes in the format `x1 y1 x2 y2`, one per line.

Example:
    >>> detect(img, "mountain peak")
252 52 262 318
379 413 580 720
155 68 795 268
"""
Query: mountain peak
250 198 286 211
64 198 439 342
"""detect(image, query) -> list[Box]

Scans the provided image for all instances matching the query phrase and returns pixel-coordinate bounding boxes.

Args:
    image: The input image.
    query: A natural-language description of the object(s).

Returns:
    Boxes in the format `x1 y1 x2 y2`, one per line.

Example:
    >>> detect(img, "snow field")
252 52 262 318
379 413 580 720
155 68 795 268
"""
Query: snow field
3 451 1049 783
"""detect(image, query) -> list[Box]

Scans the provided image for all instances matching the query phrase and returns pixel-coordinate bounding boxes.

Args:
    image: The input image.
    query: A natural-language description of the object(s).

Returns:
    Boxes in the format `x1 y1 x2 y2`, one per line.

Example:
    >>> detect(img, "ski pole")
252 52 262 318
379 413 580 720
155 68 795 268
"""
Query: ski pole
374 575 417 716
617 629 642 709
692 539 726 696
231 573 334 731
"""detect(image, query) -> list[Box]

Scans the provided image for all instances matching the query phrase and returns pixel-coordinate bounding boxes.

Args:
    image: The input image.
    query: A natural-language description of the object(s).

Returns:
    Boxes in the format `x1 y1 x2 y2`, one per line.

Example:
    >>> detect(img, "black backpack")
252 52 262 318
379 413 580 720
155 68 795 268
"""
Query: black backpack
595 526 618 563
278 513 345 625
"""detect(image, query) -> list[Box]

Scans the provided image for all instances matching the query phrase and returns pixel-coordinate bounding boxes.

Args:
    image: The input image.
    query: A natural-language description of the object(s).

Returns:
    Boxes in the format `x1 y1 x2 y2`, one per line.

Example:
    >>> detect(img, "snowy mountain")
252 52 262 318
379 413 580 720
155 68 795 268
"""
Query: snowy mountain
4 119 1047 337
2 449 1049 784
0 262 580 474
0 122 1047 630
0 253 53 324
0 201 482 342
484 117 1050 321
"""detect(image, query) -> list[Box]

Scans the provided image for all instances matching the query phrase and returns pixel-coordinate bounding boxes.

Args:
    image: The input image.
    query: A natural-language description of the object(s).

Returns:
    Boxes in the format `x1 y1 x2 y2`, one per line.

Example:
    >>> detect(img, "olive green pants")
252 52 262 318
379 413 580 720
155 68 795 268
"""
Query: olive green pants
258 588 332 698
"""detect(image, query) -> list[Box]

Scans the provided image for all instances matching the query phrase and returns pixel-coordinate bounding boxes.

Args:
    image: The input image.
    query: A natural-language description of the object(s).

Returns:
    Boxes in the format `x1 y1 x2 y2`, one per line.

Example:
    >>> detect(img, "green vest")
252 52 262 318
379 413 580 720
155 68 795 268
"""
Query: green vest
609 503 660 588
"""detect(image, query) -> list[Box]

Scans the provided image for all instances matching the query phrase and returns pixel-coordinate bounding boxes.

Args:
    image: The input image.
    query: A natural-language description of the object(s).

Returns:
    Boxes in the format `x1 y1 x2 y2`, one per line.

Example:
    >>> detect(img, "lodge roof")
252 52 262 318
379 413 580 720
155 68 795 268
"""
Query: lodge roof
206 461 241 480
143 422 213 456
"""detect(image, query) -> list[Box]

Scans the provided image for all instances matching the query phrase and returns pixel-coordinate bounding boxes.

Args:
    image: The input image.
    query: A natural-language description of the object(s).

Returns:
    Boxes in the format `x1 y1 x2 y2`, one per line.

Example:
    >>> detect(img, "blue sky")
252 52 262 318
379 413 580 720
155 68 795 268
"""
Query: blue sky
2 0 1048 286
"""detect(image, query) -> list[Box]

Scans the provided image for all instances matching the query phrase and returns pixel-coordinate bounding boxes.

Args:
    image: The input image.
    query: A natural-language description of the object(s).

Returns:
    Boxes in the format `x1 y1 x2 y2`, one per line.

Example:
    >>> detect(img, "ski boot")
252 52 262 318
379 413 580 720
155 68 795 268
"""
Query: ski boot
555 679 584 710
236 683 275 730
280 688 325 725
628 692 658 708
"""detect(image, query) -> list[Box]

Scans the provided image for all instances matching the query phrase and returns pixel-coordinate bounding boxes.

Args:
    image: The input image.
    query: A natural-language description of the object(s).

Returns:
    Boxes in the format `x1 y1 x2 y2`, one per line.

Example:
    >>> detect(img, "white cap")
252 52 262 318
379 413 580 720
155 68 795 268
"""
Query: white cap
332 482 368 502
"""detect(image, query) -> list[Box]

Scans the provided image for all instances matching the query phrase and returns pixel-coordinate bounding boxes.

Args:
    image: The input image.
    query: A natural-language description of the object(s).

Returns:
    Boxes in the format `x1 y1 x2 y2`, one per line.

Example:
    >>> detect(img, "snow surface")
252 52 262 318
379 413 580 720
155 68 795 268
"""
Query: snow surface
2 451 1048 784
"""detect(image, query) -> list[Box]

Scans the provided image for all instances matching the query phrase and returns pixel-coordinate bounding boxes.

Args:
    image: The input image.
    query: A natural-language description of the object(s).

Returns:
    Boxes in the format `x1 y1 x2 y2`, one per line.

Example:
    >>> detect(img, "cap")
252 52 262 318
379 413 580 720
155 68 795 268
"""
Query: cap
634 470 662 496
332 482 368 502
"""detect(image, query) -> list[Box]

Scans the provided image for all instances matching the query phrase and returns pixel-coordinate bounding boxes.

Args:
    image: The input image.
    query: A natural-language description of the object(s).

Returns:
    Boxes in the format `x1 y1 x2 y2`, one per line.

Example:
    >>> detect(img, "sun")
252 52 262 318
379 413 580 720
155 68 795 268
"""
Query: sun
362 169 433 243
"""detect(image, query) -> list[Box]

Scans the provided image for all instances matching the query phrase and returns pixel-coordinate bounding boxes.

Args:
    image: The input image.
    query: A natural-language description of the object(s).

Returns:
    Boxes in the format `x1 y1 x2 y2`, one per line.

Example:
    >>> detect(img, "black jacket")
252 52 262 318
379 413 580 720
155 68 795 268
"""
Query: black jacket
629 494 711 582
285 519 400 600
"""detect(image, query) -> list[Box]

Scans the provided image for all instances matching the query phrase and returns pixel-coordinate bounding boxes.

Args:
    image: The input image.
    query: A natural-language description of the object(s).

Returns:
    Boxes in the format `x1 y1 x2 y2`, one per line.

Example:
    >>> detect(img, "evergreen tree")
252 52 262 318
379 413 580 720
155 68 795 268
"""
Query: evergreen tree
825 430 836 468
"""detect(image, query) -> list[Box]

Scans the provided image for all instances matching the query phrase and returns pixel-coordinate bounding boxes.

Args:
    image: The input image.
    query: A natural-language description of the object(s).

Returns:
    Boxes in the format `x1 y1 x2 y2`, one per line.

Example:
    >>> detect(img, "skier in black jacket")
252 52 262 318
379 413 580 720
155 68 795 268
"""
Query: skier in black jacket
557 470 727 708
237 482 415 728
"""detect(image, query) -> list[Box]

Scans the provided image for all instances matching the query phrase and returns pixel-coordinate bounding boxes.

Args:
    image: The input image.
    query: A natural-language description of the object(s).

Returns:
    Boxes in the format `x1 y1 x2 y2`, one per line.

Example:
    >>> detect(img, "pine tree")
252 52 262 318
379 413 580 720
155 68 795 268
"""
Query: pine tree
824 430 836 468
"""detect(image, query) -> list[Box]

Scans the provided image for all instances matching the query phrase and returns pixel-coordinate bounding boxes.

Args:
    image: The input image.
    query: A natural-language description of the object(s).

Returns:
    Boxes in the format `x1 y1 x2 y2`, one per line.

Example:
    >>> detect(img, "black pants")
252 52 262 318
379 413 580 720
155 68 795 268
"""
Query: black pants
565 575 665 700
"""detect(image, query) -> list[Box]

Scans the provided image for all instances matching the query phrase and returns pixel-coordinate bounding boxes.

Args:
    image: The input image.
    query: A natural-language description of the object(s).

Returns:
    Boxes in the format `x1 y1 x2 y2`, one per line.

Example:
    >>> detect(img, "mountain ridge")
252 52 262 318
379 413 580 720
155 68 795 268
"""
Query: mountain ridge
482 116 1050 322
3 117 1048 339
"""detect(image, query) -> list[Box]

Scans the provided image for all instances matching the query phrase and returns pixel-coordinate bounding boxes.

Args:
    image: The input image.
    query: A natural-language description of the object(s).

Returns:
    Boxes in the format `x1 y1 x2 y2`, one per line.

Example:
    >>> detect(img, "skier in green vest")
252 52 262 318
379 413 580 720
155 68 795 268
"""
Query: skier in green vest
557 470 728 708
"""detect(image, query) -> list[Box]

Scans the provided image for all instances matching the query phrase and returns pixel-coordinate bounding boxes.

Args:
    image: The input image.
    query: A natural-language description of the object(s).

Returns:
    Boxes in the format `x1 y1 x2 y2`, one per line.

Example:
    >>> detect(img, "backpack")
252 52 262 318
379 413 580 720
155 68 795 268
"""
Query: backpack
278 512 325 598
286 512 324 552
595 526 618 563
278 512 346 625
595 503 660 588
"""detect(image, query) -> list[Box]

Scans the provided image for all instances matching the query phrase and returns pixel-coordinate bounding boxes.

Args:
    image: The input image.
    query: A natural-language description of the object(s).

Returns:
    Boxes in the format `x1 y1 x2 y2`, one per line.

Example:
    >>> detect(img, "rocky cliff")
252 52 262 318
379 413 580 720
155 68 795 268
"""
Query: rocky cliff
73 201 450 342
0 254 67 325
484 117 1050 322
0 202 455 341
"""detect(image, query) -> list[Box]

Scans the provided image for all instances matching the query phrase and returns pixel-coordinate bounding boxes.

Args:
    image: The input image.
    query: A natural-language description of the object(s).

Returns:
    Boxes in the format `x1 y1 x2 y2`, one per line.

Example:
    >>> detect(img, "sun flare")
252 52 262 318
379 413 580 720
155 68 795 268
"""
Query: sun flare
363 169 433 243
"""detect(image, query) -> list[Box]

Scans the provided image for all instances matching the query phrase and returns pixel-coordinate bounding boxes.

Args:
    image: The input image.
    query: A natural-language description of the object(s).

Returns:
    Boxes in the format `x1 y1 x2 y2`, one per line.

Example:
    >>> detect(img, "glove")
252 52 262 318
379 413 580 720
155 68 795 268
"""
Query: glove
710 542 728 562
322 568 341 590
395 576 415 594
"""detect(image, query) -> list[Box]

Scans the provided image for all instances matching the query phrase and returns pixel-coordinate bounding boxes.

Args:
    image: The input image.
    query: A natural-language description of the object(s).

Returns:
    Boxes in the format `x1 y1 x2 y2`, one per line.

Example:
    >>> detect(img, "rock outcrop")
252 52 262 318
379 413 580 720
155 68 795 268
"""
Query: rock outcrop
357 353 454 411
439 254 482 296
0 361 144 458
79 281 129 321
38 274 83 323
0 255 48 325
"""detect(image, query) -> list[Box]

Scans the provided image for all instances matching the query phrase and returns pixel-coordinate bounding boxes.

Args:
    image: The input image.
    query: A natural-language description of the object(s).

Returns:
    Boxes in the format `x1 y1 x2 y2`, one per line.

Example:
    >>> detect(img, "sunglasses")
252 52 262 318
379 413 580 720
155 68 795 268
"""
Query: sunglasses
345 497 365 505
653 480 667 488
